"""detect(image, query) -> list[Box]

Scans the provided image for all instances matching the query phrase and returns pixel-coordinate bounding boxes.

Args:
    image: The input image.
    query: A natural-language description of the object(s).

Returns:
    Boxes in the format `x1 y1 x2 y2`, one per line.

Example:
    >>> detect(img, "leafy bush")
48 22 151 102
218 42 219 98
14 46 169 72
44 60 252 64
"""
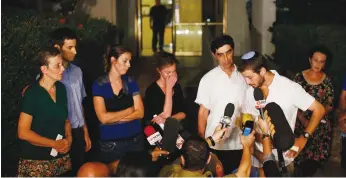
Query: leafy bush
271 24 346 104
1 7 115 176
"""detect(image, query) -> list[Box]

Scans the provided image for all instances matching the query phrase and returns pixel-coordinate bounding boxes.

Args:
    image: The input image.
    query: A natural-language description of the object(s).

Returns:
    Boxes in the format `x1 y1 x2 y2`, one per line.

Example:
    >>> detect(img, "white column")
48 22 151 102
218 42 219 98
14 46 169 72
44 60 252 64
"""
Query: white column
252 0 276 55
225 0 251 56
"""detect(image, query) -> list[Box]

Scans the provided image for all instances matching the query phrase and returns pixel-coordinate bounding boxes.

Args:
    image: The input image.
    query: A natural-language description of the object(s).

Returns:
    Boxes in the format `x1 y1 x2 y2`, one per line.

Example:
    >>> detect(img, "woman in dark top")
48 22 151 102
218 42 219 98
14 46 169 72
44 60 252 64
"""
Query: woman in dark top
92 45 144 165
17 47 72 176
294 45 334 176
144 51 186 126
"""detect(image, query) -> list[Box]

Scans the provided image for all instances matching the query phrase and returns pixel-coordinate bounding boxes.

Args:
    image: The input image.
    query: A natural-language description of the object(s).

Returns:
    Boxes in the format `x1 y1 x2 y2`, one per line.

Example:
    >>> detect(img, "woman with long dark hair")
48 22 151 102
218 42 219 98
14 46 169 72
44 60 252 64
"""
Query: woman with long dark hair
92 45 144 164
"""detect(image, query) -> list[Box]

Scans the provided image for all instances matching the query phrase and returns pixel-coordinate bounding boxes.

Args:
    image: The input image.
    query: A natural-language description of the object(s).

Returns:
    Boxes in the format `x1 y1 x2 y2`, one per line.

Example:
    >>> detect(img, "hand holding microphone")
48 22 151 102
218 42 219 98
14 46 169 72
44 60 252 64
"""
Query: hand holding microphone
144 125 163 150
211 124 231 143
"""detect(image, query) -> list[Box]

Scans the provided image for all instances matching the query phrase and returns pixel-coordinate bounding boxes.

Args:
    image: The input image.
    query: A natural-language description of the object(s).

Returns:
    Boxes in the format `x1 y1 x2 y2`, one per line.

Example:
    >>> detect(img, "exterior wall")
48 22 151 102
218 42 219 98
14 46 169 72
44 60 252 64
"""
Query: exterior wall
225 0 251 56
251 0 276 55
83 0 116 24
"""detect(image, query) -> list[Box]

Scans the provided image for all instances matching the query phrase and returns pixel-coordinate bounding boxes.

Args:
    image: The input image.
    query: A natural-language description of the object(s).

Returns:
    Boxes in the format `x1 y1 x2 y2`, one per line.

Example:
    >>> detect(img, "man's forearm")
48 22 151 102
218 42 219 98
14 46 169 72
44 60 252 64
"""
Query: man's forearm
198 107 208 138
305 108 324 134
82 108 89 134
235 147 252 177
198 119 206 138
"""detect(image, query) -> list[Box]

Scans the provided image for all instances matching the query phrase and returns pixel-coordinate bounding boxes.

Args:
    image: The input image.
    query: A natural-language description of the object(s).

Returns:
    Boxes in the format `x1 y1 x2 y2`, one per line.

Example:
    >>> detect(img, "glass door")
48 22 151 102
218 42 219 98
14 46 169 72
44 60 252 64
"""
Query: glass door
139 0 173 56
137 0 225 56
173 0 225 56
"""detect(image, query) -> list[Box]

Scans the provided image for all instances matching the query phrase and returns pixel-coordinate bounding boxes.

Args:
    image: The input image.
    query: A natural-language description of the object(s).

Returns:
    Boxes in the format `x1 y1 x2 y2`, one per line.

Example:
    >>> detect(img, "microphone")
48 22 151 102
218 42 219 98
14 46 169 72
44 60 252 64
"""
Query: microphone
254 87 265 120
220 103 235 129
264 102 295 151
162 117 183 153
144 125 163 150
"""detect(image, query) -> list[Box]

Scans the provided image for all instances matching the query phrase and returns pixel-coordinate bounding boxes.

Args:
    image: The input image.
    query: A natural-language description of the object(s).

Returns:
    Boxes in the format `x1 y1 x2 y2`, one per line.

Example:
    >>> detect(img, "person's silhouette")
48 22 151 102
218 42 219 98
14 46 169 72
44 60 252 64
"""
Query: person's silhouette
150 0 167 52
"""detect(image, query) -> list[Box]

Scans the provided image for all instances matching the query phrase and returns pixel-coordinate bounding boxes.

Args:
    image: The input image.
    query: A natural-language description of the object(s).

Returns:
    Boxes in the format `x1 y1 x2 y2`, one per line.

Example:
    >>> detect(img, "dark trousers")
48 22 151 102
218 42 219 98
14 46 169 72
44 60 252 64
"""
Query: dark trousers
70 127 86 175
152 26 165 51
98 134 144 164
211 149 243 175
294 159 321 176
342 136 346 169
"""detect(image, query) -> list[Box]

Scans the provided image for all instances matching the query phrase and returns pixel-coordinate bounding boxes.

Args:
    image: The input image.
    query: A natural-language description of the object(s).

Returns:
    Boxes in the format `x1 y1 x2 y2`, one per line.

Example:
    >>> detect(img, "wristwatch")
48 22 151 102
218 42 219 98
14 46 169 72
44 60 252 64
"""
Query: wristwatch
303 132 311 139
262 133 270 140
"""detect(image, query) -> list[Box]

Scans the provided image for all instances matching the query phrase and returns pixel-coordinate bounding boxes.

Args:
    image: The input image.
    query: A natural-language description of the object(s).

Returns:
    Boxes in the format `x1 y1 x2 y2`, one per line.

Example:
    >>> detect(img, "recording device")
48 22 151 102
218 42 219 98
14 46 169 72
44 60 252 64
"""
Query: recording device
254 87 266 120
242 120 254 136
220 103 235 129
144 126 163 150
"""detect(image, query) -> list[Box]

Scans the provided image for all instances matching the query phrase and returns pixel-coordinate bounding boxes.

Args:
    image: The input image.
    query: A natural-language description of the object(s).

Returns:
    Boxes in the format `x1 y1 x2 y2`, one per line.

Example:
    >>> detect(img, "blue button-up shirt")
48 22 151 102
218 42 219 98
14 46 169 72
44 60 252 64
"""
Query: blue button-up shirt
61 64 87 128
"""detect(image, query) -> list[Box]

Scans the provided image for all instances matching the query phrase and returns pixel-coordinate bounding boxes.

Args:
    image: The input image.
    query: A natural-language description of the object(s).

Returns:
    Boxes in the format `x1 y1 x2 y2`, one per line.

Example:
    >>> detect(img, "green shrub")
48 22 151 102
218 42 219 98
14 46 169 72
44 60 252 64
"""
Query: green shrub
271 24 346 104
1 7 114 176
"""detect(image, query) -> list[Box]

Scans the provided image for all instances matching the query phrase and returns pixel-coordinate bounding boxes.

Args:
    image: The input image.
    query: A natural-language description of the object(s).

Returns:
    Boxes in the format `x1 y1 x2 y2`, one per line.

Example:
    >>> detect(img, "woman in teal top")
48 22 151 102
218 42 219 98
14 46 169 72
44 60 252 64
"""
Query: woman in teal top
17 47 72 177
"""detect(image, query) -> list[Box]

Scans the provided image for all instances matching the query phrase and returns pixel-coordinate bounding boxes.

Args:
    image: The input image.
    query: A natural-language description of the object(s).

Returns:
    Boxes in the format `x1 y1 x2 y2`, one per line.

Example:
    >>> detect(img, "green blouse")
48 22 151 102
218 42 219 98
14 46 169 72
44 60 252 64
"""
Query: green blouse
20 81 68 160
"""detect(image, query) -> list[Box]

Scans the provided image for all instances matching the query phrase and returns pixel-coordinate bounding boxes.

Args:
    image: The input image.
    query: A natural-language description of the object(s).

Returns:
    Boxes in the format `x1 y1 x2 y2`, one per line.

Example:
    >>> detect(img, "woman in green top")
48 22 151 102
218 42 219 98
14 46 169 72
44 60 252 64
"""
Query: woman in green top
17 47 72 177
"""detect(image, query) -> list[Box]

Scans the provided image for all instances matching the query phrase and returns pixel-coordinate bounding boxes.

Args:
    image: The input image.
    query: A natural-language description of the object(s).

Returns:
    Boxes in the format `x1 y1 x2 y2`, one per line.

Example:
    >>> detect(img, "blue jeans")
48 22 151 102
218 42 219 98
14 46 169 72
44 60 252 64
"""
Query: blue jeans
98 134 144 164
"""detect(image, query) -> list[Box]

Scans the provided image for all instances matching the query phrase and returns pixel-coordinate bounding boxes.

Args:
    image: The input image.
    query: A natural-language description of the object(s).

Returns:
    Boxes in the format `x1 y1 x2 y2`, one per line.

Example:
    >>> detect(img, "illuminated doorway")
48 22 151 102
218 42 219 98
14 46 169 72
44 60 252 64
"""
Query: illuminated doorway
137 0 226 56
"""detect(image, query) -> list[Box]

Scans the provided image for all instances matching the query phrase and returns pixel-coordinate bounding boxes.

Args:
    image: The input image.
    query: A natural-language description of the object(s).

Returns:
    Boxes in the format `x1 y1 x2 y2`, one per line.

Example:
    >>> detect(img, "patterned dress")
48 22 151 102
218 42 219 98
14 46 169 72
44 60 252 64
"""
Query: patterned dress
294 72 334 164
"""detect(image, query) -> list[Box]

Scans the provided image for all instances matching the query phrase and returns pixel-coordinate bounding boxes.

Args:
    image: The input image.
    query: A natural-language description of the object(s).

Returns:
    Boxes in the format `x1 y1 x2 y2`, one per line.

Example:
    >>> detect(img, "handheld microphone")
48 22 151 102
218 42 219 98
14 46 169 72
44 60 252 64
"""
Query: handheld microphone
264 102 295 151
219 103 235 138
144 126 163 150
254 88 266 120
220 103 235 129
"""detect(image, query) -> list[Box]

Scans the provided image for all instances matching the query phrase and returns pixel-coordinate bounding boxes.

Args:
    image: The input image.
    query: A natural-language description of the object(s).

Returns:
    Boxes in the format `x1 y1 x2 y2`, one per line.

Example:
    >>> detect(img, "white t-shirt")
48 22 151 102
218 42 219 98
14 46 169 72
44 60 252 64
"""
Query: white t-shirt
242 70 315 167
195 65 248 150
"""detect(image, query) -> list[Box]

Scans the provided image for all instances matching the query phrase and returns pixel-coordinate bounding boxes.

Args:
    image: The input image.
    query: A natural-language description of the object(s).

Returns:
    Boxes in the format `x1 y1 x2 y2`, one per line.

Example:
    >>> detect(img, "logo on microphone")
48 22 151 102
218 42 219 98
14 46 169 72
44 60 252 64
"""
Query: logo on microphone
146 132 162 145
255 100 266 109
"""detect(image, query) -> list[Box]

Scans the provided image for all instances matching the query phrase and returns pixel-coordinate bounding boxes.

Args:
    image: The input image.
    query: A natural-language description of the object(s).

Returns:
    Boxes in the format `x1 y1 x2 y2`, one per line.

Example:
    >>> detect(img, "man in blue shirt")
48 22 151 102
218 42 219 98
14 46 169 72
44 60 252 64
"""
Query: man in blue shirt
50 28 91 174
338 75 346 169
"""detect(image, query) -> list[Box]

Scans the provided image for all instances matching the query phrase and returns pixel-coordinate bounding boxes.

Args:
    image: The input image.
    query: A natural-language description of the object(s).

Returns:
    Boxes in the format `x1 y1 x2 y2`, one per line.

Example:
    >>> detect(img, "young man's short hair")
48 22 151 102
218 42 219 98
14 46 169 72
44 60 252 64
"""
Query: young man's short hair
49 27 78 47
182 136 210 171
210 34 235 54
237 51 269 73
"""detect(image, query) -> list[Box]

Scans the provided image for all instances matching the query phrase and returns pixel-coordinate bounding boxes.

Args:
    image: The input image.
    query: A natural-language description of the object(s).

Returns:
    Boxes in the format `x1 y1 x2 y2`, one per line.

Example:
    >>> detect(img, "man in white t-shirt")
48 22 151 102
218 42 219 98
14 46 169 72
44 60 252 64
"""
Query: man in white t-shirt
195 34 248 174
238 51 325 175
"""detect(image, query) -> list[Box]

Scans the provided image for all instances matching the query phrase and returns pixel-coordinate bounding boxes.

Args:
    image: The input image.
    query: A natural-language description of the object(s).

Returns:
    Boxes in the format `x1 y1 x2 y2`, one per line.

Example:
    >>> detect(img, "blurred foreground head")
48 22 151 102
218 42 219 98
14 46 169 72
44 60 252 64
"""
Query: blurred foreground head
77 162 110 177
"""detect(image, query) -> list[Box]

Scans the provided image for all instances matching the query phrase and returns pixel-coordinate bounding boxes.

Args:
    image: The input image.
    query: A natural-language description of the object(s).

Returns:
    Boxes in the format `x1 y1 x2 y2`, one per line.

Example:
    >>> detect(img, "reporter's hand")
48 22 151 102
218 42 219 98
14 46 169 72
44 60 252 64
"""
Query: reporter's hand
151 115 166 124
151 147 169 161
240 130 255 148
211 124 231 143
257 111 276 137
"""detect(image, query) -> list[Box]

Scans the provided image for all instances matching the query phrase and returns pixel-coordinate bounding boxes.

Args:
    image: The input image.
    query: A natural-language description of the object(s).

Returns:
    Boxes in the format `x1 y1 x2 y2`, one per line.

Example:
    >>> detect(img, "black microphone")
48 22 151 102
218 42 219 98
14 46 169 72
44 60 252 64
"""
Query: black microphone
162 117 182 153
219 103 235 138
144 125 163 150
264 102 295 151
254 87 265 120
220 103 235 129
